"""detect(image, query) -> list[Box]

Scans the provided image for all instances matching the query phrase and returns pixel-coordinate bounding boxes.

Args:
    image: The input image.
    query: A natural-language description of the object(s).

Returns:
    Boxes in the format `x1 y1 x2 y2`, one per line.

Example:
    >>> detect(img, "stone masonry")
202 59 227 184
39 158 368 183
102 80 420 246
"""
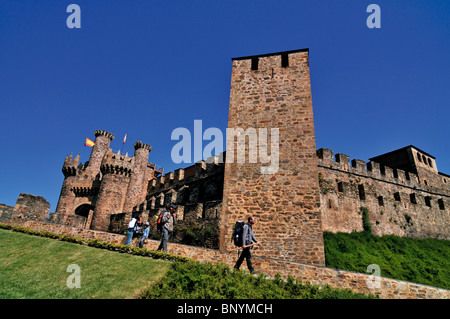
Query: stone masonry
317 146 449 239
52 129 156 231
219 49 325 265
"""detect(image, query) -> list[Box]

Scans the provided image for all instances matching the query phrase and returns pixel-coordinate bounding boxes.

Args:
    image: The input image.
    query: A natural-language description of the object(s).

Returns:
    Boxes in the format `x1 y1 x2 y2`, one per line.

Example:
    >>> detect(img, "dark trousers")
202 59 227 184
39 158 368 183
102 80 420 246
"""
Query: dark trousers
137 236 147 248
234 247 254 272
157 228 172 252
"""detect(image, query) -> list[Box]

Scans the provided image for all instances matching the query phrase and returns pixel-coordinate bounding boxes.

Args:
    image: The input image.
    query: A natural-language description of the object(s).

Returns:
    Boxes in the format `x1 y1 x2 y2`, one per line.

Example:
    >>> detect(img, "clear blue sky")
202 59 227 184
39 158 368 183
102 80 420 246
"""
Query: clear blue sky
0 1 449 211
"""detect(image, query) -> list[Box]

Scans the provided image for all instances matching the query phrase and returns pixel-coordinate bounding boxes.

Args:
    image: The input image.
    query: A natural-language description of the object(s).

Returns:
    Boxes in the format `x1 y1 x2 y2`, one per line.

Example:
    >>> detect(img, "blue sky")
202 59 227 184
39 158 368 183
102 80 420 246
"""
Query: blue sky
0 1 449 211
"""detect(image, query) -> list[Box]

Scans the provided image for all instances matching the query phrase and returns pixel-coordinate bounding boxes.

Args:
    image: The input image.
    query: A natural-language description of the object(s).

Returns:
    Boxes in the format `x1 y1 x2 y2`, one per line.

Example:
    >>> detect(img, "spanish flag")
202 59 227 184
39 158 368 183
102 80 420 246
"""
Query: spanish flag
84 138 95 147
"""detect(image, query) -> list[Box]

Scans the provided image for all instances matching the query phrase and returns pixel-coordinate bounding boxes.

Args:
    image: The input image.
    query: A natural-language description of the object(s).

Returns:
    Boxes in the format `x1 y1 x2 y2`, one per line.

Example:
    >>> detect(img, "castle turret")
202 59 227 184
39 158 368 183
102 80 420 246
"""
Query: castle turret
54 153 81 223
89 149 132 231
85 130 115 178
123 141 153 213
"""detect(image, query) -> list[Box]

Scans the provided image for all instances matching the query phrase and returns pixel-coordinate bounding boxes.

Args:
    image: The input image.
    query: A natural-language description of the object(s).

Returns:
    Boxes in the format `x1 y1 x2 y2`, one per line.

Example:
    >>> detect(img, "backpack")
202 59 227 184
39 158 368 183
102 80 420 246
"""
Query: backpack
232 221 245 247
155 210 167 231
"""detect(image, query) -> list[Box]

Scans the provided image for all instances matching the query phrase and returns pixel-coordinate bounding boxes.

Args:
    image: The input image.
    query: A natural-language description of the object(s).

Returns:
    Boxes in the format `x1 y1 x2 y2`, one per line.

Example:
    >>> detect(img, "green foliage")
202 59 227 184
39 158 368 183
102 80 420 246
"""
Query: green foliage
360 207 372 233
0 223 189 263
141 260 376 299
324 231 450 290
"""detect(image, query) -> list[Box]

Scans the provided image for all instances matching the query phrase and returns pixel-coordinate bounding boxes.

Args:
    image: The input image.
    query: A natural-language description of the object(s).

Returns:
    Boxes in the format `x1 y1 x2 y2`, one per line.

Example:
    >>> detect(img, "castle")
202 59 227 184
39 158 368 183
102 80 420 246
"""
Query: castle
4 49 449 267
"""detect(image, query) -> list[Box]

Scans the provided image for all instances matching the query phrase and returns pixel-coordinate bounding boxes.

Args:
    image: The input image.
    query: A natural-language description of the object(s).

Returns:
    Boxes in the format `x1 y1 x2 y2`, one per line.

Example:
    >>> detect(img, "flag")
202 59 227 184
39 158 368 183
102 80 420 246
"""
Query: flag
84 138 95 147
123 133 127 144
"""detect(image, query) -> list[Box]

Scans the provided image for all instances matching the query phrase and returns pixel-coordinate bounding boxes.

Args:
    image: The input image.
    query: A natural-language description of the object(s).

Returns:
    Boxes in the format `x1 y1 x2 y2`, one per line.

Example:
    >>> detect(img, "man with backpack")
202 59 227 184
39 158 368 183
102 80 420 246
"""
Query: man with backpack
234 216 261 273
156 204 177 253
126 216 139 246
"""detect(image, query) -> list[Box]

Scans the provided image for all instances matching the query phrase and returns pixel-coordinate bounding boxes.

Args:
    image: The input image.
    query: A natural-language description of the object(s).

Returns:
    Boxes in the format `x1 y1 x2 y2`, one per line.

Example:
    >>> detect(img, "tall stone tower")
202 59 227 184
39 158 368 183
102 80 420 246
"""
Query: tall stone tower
123 141 153 213
85 130 115 178
219 49 325 265
89 149 133 231
54 153 80 224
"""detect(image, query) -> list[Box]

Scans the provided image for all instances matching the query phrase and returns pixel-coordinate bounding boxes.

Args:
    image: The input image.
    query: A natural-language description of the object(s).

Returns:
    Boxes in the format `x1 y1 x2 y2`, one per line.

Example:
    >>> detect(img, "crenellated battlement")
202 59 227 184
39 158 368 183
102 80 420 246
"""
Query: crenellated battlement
317 147 449 240
62 153 80 177
133 141 152 151
94 130 115 141
316 148 449 195
100 149 133 176
148 154 224 194
71 180 100 196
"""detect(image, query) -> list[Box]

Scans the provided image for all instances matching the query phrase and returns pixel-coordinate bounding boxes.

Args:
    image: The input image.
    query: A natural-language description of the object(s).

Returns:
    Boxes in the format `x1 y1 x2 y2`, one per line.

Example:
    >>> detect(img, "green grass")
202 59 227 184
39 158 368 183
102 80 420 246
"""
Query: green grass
140 260 377 299
4 224 447 299
0 227 375 299
323 231 450 290
0 229 171 298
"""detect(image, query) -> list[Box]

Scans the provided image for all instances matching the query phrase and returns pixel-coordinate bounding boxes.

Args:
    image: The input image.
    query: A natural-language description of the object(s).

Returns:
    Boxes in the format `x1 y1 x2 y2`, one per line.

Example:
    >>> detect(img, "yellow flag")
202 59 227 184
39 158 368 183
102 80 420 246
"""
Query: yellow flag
84 138 95 147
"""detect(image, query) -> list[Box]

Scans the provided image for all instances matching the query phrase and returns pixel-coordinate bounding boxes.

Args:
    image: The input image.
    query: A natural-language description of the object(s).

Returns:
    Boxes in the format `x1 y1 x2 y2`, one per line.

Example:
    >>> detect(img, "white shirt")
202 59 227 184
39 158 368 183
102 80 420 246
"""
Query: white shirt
128 218 137 229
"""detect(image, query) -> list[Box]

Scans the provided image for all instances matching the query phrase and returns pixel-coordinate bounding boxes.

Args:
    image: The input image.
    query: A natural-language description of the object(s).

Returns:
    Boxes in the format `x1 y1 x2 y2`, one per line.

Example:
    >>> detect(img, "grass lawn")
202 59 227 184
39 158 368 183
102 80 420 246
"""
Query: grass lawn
324 231 450 290
0 229 171 299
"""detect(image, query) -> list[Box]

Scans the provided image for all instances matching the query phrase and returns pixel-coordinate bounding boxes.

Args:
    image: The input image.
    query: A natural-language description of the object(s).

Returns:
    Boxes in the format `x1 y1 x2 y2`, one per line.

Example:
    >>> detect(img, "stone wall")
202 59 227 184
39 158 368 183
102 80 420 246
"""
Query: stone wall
2 219 448 299
123 158 224 248
220 49 325 266
12 193 50 221
0 203 14 221
317 148 450 239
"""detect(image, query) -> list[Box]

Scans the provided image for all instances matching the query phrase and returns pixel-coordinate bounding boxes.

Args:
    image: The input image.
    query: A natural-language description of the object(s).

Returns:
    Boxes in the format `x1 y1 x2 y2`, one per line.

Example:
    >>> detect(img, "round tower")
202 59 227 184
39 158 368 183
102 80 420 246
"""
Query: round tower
85 130 115 178
54 154 80 223
123 141 153 213
89 149 132 231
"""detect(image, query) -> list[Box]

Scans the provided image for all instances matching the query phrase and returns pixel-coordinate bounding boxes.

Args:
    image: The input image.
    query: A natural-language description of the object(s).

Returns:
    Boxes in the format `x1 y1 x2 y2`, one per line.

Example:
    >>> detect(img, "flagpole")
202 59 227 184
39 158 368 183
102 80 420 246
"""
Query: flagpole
121 133 127 154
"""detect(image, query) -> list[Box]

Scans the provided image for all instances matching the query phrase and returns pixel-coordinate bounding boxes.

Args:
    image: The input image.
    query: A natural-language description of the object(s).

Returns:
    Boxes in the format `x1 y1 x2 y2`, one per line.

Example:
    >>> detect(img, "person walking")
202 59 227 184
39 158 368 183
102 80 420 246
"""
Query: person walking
157 204 177 252
234 216 261 273
137 222 150 248
126 216 138 246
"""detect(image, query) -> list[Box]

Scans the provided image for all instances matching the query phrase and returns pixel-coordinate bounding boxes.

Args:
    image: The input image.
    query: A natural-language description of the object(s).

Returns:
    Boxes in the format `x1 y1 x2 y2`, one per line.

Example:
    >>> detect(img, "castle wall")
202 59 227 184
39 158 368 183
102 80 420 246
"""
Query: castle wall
317 148 450 239
220 50 325 265
0 203 14 221
119 158 224 247
12 193 50 221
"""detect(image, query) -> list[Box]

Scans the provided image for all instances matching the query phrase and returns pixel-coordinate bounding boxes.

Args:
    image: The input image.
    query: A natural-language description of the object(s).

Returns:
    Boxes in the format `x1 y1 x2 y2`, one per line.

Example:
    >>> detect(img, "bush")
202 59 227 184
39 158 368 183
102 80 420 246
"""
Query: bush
140 260 376 299
324 231 450 290
0 223 189 263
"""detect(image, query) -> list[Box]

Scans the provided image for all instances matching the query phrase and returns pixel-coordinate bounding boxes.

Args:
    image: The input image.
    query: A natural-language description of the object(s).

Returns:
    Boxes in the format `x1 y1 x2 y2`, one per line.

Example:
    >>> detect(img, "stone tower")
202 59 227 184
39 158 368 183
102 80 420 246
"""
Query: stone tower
85 130 115 178
54 153 80 224
123 141 153 213
219 49 325 265
89 149 133 231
